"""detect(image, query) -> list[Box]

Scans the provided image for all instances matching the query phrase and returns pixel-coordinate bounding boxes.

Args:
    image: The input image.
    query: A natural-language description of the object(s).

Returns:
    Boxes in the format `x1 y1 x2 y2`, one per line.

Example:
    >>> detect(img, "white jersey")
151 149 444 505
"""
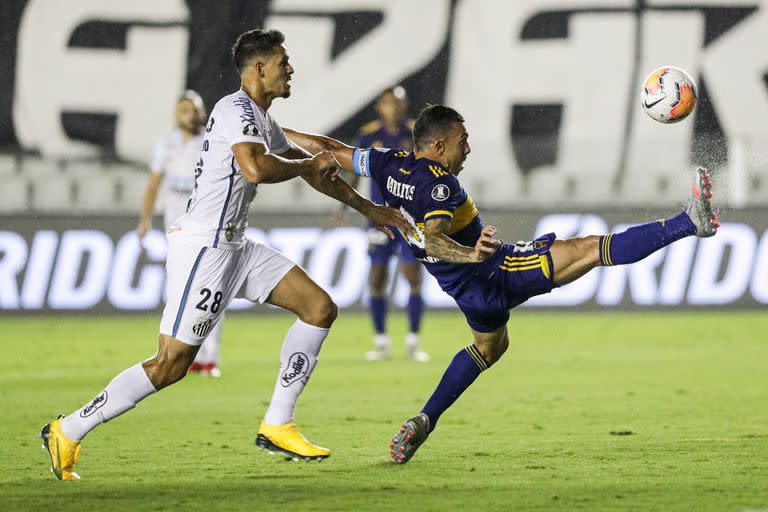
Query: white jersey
150 128 204 229
172 90 290 249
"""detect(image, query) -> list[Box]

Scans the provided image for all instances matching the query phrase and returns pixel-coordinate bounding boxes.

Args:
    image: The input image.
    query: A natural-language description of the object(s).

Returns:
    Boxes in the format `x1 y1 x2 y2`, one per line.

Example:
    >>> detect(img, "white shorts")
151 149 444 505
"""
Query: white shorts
159 234 295 345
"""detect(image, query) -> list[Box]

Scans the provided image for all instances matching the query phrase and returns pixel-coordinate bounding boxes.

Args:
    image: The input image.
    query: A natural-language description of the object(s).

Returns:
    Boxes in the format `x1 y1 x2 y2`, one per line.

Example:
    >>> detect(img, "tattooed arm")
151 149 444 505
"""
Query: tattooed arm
424 218 502 263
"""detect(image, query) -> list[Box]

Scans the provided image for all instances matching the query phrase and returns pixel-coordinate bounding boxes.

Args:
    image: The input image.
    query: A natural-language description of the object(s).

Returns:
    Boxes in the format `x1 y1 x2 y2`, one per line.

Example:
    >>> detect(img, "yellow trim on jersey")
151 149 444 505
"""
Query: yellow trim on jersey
424 210 454 220
504 254 539 262
448 196 479 233
428 164 449 178
540 255 551 280
499 262 543 272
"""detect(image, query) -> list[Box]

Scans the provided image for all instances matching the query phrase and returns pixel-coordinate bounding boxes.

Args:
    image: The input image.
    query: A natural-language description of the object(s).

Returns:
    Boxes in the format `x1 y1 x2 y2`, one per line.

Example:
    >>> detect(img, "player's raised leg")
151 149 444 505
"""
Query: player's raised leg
399 259 429 362
255 265 337 461
391 326 505 464
40 335 198 480
551 166 719 286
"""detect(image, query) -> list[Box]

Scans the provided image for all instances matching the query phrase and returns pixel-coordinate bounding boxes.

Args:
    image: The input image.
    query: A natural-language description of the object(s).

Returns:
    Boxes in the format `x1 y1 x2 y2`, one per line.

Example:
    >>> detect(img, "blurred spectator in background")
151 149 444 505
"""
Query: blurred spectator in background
137 90 224 377
336 86 429 362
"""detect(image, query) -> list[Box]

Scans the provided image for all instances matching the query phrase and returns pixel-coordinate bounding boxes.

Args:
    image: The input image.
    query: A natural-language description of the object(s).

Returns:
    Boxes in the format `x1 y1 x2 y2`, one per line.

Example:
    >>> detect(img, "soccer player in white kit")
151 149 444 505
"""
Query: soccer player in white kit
40 28 410 479
138 90 225 377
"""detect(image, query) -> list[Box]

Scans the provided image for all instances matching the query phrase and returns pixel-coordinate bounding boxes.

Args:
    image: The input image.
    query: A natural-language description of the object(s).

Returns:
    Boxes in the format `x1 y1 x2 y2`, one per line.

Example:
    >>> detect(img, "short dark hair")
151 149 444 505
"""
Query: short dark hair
413 104 465 150
232 28 285 74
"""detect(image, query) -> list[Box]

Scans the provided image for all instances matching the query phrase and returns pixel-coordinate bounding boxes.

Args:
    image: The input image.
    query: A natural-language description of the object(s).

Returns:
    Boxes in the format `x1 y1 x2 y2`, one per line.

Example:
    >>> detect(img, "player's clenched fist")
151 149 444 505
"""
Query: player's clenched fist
312 150 341 180
472 225 502 262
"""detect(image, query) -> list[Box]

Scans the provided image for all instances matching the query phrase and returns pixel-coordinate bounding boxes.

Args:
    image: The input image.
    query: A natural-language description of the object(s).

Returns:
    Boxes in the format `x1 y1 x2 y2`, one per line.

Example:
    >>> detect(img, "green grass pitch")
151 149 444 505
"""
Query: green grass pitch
1 311 766 511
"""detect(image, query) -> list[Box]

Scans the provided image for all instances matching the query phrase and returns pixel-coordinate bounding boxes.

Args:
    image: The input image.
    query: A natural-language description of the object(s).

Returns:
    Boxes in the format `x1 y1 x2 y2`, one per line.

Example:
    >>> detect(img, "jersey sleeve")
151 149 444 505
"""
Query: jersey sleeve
351 147 393 178
217 97 268 148
268 116 290 155
149 139 167 174
417 174 464 223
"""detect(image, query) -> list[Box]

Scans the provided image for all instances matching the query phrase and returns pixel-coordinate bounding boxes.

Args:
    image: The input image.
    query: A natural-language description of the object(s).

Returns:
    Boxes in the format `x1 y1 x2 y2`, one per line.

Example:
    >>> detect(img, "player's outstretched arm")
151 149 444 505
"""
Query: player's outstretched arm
281 143 411 239
137 172 164 241
232 141 338 185
425 220 501 264
283 128 355 173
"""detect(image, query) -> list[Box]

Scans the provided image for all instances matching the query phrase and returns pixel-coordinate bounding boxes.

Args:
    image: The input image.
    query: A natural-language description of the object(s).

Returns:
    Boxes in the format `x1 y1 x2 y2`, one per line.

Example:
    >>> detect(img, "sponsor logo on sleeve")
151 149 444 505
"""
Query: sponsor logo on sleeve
242 123 259 136
281 352 309 387
431 184 450 201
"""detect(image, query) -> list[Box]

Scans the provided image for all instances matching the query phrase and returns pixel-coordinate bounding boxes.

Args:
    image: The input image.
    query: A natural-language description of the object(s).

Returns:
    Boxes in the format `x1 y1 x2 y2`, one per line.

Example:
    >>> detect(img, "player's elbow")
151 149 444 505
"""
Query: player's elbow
242 164 268 185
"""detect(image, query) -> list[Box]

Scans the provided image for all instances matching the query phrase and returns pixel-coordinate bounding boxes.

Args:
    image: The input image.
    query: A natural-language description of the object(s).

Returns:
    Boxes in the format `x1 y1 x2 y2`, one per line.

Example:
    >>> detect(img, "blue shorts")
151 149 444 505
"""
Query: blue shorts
368 227 418 265
454 233 557 332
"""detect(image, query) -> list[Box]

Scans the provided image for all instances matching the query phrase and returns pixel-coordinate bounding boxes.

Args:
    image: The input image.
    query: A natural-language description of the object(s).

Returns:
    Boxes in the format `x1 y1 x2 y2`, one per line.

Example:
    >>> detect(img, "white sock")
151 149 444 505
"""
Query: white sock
263 319 329 426
374 334 391 350
194 319 223 364
60 363 156 441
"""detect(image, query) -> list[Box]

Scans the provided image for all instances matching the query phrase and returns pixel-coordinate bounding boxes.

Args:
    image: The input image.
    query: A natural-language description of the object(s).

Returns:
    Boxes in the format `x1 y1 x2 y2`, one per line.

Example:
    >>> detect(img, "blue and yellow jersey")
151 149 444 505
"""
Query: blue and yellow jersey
353 147 484 296
354 120 414 205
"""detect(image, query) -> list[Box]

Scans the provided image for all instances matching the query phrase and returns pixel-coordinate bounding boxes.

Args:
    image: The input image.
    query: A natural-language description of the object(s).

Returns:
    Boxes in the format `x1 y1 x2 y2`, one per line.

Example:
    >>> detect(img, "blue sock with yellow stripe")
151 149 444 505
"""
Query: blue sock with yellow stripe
599 211 696 266
420 345 490 433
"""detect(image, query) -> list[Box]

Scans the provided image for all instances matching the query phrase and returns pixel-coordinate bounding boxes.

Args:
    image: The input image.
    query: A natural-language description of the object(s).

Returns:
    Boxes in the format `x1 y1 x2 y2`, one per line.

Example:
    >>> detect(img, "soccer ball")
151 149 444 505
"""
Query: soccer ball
641 66 698 124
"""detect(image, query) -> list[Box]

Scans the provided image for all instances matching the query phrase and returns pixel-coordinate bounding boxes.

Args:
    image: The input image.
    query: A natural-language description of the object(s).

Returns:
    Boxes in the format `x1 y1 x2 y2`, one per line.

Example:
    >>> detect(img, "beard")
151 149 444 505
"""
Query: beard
180 121 201 134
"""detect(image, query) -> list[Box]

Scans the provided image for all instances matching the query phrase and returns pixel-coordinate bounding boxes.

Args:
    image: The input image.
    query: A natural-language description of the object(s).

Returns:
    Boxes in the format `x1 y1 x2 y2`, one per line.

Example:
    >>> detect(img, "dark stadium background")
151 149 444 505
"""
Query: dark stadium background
0 0 766 314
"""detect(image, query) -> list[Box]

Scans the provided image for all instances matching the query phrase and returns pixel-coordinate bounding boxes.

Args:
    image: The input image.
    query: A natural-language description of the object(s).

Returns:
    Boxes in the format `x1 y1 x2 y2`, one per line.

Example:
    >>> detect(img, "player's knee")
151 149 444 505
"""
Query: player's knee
369 283 386 296
476 332 509 365
368 267 387 293
402 269 422 290
304 294 338 328
143 353 189 389
575 235 601 268
582 235 601 260
484 341 509 365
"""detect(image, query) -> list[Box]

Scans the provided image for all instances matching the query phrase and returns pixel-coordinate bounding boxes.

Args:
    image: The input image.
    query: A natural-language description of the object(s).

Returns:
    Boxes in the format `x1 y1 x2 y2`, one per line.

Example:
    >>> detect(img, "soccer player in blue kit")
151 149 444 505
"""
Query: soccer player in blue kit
285 104 720 464
335 86 429 362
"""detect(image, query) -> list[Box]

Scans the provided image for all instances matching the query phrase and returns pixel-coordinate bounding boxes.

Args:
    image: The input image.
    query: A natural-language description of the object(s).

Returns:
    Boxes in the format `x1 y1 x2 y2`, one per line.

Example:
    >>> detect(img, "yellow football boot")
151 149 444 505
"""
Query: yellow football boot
40 416 81 480
255 421 330 461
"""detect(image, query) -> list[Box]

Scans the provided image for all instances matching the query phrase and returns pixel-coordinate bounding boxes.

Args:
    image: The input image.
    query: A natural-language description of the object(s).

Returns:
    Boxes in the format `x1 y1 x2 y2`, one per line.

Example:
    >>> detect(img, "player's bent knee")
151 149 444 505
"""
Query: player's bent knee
143 354 189 390
473 328 509 365
368 266 387 292
303 294 338 328
143 335 197 389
